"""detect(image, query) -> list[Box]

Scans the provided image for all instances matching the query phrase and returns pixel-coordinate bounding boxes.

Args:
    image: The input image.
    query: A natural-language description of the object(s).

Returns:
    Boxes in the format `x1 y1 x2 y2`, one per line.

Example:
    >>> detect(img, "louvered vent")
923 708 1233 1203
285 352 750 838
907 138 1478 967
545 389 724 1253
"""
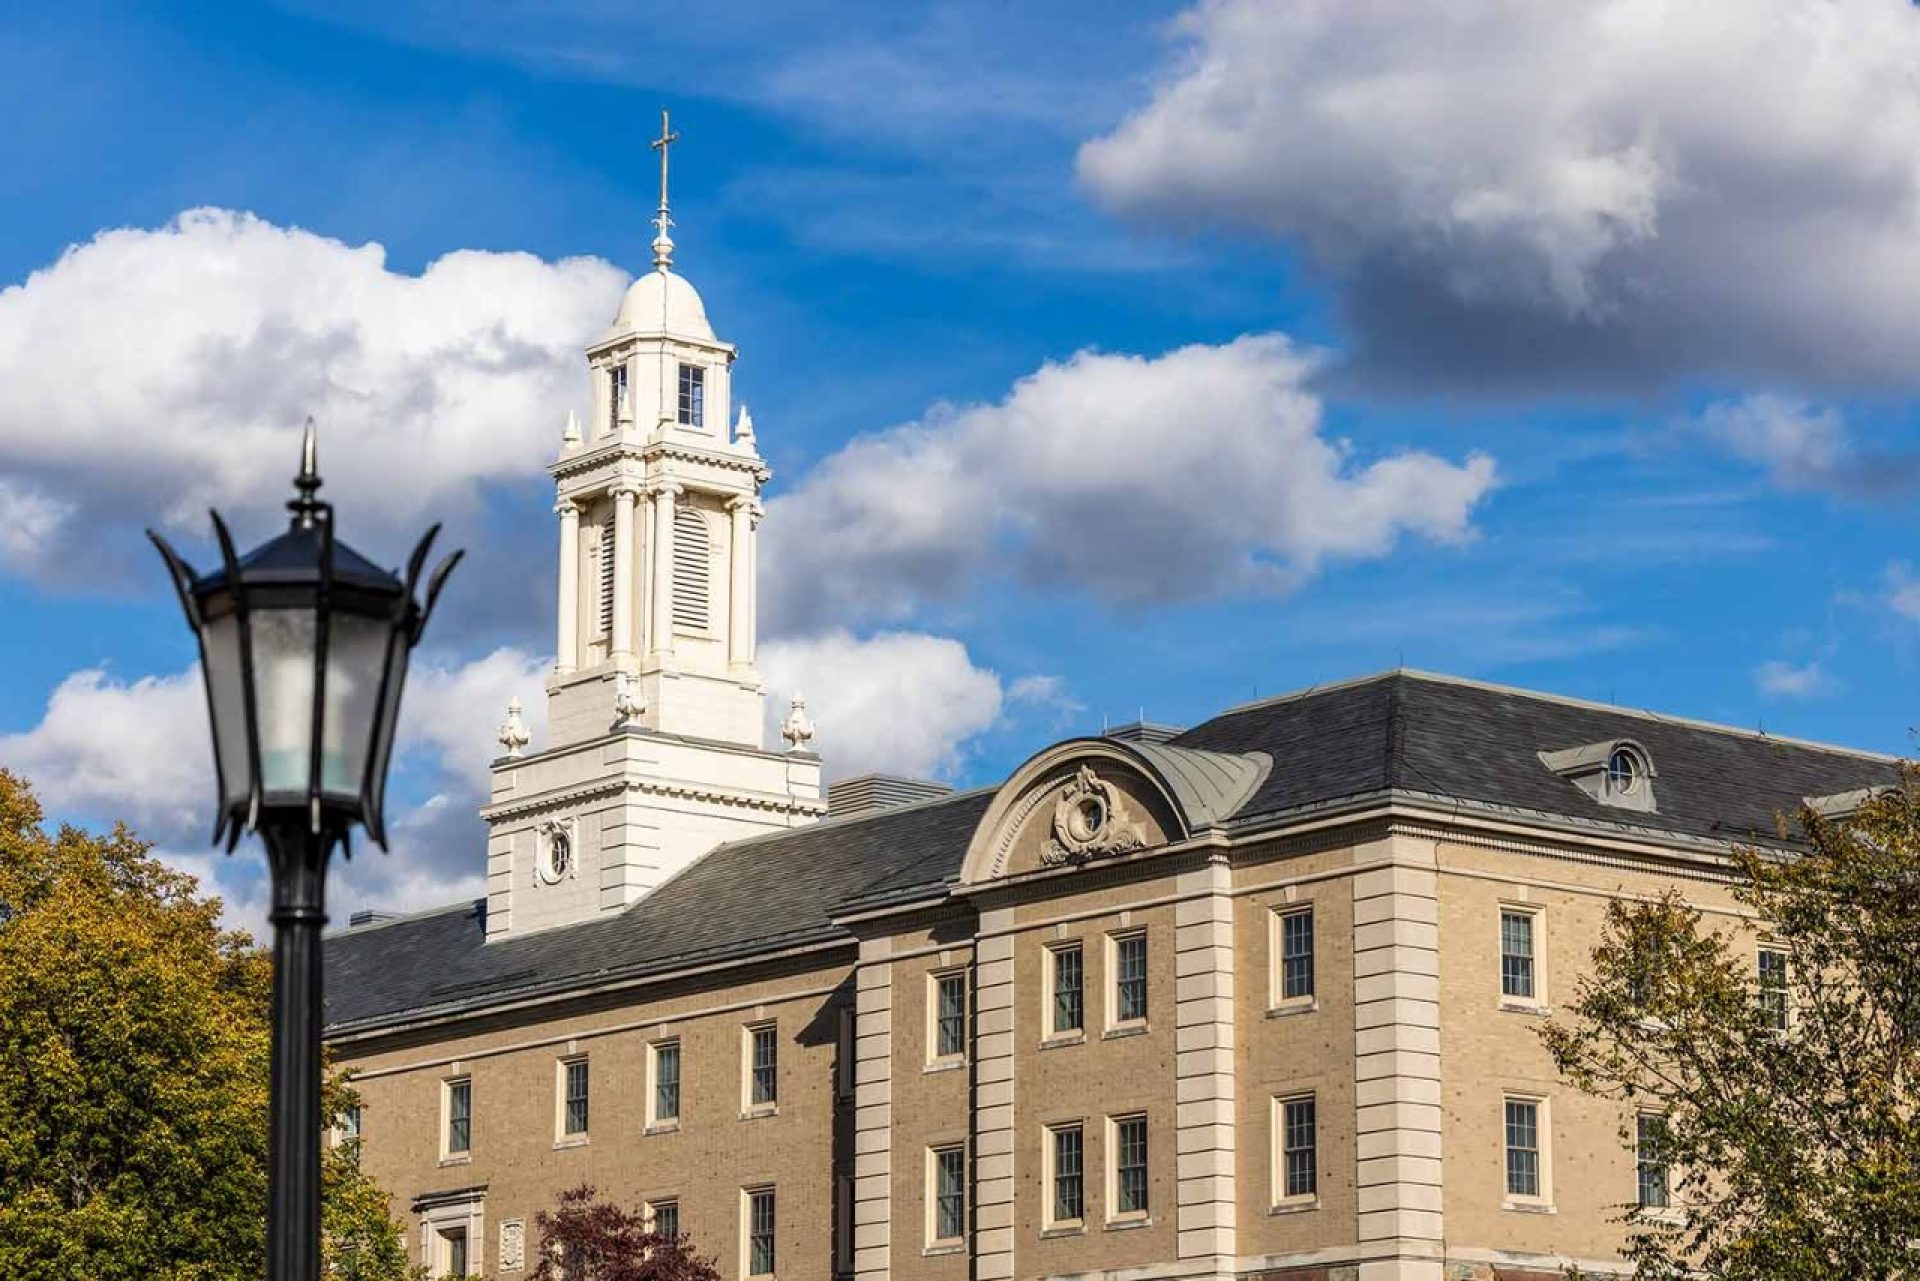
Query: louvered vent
672 508 710 632
598 519 616 636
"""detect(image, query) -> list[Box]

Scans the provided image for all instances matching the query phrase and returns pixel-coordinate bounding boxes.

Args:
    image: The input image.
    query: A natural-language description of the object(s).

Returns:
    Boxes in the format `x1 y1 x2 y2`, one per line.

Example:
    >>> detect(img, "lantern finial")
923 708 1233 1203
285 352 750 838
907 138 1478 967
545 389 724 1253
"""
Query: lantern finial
290 416 324 528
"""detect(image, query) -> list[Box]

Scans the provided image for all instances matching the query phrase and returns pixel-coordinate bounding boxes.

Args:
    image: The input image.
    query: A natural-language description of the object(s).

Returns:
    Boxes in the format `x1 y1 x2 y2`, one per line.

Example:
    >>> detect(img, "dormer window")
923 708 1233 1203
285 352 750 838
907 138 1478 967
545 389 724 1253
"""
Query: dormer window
609 363 630 427
1539 738 1658 814
677 363 705 428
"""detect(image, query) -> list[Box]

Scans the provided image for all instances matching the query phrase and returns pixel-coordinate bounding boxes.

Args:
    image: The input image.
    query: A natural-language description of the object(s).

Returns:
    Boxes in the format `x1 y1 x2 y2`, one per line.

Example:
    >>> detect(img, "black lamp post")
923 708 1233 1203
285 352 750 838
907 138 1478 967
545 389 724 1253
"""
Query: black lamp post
149 422 461 1281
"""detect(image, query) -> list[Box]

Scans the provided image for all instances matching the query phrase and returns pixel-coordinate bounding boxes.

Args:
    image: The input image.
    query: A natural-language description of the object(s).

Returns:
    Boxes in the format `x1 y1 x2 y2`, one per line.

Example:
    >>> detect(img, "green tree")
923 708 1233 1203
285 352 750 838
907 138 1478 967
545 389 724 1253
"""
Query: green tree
1543 766 1920 1281
0 769 419 1281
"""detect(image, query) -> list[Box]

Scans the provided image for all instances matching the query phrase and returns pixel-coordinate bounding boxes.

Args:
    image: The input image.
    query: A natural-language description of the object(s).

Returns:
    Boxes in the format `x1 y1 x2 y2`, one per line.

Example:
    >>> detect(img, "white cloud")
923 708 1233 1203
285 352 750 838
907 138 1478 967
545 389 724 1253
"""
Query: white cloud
1887 563 1920 622
0 208 622 584
762 335 1495 629
1686 395 1920 498
1080 0 1920 389
759 630 1009 781
1754 658 1831 698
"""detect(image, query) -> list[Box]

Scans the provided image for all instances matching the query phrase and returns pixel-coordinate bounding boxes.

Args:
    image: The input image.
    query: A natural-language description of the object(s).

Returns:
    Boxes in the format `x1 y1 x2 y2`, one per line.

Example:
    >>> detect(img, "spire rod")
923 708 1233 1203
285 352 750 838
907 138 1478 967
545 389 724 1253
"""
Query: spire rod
649 107 681 271
289 416 324 528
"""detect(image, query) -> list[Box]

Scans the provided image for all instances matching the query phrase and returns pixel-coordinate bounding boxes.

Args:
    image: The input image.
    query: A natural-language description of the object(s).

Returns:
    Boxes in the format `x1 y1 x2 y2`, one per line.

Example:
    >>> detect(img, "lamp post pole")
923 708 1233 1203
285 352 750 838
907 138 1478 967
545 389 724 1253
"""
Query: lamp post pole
263 824 337 1281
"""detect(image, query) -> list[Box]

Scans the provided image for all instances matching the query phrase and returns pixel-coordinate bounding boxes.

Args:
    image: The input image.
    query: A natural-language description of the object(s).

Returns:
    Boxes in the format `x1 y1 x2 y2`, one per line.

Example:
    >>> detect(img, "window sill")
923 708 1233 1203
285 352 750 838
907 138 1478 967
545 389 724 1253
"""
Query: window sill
1502 1199 1556 1215
1038 1032 1085 1051
438 1153 472 1168
922 1243 965 1257
1102 1023 1149 1041
553 1136 589 1150
1634 1207 1687 1227
923 1058 966 1075
1266 1000 1319 1019
1103 1215 1151 1232
644 1121 681 1136
1039 1223 1086 1240
1268 1198 1320 1216
739 1105 779 1121
1498 1000 1551 1018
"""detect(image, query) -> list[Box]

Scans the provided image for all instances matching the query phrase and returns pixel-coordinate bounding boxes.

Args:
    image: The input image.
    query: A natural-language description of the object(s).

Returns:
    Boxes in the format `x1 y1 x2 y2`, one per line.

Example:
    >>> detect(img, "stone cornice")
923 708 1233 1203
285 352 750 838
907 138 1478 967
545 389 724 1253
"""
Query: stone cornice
548 437 770 486
482 776 827 823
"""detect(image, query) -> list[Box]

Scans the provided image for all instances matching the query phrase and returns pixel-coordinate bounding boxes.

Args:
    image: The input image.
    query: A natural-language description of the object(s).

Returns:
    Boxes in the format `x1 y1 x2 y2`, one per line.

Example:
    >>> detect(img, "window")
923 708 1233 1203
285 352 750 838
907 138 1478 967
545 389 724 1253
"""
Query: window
1279 1094 1317 1201
1608 746 1642 795
1758 946 1789 1030
930 1145 965 1244
747 1023 778 1108
562 1058 589 1136
745 1187 775 1277
671 507 710 632
597 519 616 637
650 1040 681 1126
1636 1113 1670 1210
1504 1097 1544 1200
445 1077 471 1156
1112 1115 1148 1218
836 1005 855 1099
1049 943 1084 1035
339 1104 362 1168
440 1227 468 1279
932 971 967 1061
650 1199 679 1241
1048 1124 1084 1225
1500 908 1538 1002
678 363 705 428
609 362 629 427
1112 932 1148 1025
1278 907 1315 1003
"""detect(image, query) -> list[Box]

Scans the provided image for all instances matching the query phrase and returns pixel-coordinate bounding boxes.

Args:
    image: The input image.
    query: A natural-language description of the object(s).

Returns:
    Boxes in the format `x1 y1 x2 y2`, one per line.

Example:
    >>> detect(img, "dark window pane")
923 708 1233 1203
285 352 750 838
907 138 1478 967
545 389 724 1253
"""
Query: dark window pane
748 1189 775 1274
564 1060 589 1135
1053 1126 1083 1222
1116 1117 1148 1214
1282 1096 1317 1198
1282 909 1315 1000
678 364 706 428
935 1147 965 1241
447 1079 471 1154
1052 947 1083 1034
1504 1100 1540 1197
751 1026 778 1106
1759 949 1789 1030
1116 935 1148 1022
656 1042 680 1121
1501 912 1536 1000
936 973 966 1058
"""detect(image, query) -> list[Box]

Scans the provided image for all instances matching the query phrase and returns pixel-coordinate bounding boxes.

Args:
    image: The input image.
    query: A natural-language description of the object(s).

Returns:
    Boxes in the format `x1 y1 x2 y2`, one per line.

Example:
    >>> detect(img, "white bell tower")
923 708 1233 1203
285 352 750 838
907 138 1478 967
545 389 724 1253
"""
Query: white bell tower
479 112 825 941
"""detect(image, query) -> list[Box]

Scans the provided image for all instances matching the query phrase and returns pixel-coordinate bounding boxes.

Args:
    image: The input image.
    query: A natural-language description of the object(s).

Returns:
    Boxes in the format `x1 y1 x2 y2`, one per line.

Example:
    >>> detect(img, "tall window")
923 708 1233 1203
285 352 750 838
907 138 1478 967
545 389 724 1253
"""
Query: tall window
441 1228 468 1279
933 971 967 1060
1280 907 1315 1002
671 507 710 632
931 1145 965 1244
1114 933 1148 1024
1636 1113 1670 1209
1113 1115 1148 1217
1280 1094 1317 1200
609 362 629 426
650 1199 679 1241
1500 909 1537 1001
563 1058 589 1136
1504 1098 1542 1199
746 1187 776 1276
677 363 705 428
748 1024 778 1108
651 1040 681 1125
835 1005 855 1099
445 1077 471 1156
1758 947 1789 1030
1049 1124 1084 1225
1050 943 1084 1035
340 1104 362 1168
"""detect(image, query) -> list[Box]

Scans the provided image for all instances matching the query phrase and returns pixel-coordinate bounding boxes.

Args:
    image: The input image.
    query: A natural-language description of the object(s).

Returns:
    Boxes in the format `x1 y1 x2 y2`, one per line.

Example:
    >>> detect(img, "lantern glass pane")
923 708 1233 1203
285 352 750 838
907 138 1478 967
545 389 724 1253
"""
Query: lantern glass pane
249 607 318 794
200 615 253 811
321 610 391 803
365 633 412 826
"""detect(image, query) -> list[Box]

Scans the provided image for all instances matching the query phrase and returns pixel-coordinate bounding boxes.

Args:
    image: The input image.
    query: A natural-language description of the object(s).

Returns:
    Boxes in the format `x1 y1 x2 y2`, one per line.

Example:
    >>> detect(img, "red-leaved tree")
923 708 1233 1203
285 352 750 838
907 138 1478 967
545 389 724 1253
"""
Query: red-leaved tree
528 1185 718 1281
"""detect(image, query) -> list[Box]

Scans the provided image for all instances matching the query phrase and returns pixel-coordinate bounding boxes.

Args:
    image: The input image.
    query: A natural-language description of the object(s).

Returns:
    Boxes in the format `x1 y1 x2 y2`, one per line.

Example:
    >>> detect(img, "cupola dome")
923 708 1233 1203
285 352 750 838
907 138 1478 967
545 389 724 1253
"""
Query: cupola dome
608 267 714 342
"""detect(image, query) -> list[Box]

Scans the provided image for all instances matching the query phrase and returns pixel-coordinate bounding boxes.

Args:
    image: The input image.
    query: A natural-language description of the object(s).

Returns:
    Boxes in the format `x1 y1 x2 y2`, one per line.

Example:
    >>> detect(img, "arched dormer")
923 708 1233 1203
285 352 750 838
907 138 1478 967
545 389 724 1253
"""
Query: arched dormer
960 738 1272 885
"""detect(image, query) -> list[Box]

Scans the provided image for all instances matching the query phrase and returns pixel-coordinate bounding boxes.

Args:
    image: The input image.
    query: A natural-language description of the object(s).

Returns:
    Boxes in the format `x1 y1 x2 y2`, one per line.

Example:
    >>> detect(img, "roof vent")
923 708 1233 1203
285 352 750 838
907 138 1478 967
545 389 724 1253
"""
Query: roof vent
347 909 399 929
1538 739 1658 814
1105 721 1184 745
828 774 954 818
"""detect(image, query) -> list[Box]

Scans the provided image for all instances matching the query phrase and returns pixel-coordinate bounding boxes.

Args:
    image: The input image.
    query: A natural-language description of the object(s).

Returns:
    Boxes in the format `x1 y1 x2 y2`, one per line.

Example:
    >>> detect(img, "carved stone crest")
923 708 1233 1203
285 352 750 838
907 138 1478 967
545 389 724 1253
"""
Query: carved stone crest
498 1219 526 1271
1041 765 1146 867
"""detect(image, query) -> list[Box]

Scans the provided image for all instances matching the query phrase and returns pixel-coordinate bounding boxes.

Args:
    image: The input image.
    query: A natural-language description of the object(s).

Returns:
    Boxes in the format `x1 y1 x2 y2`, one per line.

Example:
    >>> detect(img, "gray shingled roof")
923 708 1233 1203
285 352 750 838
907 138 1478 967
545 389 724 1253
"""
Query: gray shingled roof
325 671 1899 1035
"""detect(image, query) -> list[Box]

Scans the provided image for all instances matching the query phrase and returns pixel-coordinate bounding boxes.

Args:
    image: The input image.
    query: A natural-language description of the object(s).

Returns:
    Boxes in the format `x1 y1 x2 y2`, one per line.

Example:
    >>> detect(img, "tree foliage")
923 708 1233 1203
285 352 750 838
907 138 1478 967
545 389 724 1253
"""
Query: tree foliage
1542 766 1920 1281
0 769 418 1281
529 1185 718 1281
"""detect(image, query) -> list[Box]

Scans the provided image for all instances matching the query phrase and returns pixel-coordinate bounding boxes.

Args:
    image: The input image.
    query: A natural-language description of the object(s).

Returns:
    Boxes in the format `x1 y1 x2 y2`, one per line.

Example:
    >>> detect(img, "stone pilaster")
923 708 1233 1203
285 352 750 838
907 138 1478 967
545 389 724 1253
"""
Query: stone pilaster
554 500 579 675
1352 831 1445 1281
853 938 894 1281
1174 859 1237 1273
972 908 1017 1281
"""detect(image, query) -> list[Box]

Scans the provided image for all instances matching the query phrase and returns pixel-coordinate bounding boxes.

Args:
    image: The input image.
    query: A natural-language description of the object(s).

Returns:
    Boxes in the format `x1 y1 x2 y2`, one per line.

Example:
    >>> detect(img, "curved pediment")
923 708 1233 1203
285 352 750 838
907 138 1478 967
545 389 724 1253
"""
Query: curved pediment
959 738 1272 885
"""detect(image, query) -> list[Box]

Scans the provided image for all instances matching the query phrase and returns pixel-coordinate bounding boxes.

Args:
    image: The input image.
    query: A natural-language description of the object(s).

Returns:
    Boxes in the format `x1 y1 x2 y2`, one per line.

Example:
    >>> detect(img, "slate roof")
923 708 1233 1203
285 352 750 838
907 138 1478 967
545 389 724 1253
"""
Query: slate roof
324 671 1900 1036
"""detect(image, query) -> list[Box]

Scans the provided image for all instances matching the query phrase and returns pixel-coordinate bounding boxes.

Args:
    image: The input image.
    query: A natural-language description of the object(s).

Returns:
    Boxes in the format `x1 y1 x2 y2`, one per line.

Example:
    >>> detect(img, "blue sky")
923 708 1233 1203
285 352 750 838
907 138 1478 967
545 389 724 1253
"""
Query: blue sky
3 0 1919 926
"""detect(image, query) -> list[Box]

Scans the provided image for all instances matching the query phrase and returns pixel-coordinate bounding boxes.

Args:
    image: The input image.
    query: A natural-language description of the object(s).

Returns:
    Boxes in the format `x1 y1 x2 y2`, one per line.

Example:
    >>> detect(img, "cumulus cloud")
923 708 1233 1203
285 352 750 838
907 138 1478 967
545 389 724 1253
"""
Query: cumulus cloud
0 208 622 585
1754 658 1830 699
761 334 1495 629
1080 0 1920 390
1688 395 1920 498
759 630 1011 781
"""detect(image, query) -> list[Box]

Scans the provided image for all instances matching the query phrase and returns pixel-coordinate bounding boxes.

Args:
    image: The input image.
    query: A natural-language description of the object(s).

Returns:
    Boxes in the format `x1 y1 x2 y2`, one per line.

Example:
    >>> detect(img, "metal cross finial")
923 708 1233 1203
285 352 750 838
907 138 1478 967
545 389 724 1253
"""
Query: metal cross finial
289 415 325 528
649 107 681 270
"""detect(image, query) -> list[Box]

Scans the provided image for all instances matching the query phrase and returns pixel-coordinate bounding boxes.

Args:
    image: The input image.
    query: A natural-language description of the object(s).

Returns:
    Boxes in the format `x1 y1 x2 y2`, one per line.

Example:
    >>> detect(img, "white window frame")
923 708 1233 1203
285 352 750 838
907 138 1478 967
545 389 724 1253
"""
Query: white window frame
1269 904 1317 1011
1105 930 1149 1032
1271 1092 1319 1208
646 1038 681 1130
554 1055 589 1146
927 968 968 1067
1043 940 1086 1042
414 1187 485 1279
1501 1093 1553 1209
1757 943 1790 1031
741 1021 779 1116
646 1197 680 1241
1498 902 1548 1010
1105 1113 1149 1224
1635 1111 1671 1212
1043 1121 1086 1231
440 1074 472 1163
925 1143 967 1249
741 1185 776 1278
677 362 707 429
